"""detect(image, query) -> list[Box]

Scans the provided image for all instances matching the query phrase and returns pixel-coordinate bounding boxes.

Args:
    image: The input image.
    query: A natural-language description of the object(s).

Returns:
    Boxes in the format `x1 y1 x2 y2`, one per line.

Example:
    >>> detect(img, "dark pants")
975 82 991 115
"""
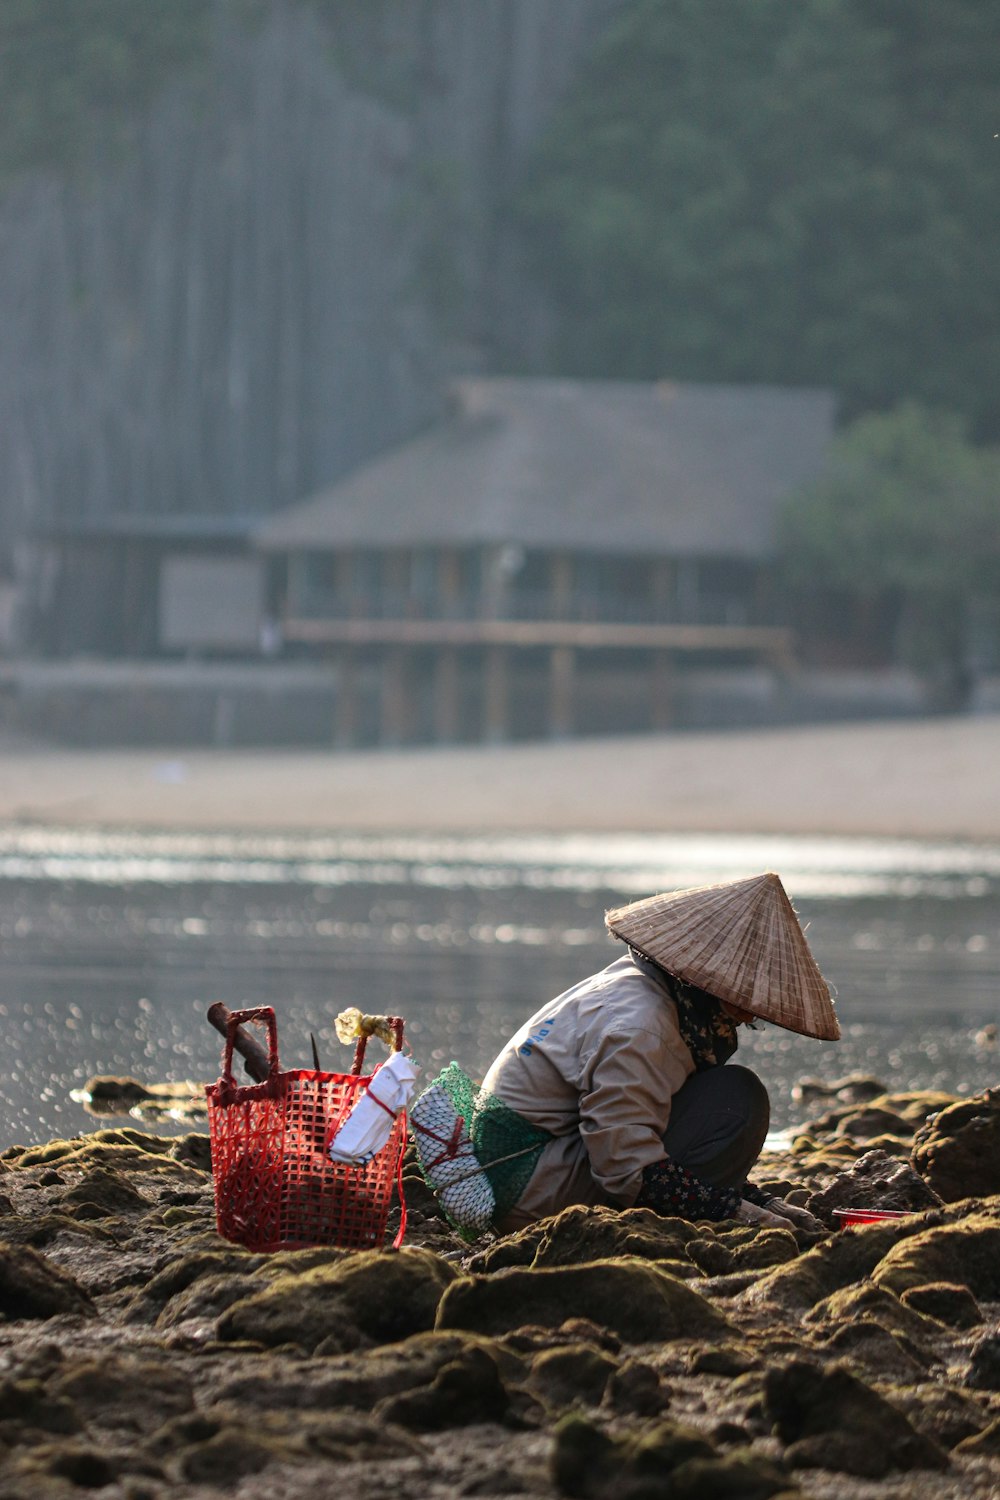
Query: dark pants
661 1064 770 1189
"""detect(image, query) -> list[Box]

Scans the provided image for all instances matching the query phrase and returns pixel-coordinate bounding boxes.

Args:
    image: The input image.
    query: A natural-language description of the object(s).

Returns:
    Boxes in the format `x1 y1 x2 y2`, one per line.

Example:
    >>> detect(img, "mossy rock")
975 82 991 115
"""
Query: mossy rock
813 1318 936 1380
738 1215 927 1311
871 1216 1000 1300
155 1271 261 1328
664 1449 797 1500
603 1358 670 1416
124 1249 254 1323
437 1258 730 1344
910 1090 1000 1200
178 1424 297 1484
804 1282 940 1343
0 1377 80 1437
217 1246 457 1353
528 1343 619 1408
891 1384 995 1450
215 1329 521 1414
762 1358 948 1477
374 1342 510 1429
470 1204 699 1276
954 1417 1000 1457
0 1242 95 1321
550 1413 714 1499
51 1355 193 1434
60 1166 147 1217
7 1129 180 1173
899 1280 984 1328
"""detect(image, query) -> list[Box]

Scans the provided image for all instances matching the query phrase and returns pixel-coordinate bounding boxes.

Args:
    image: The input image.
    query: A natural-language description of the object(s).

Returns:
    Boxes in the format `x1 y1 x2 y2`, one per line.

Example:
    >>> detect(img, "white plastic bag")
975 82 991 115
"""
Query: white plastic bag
328 1051 419 1165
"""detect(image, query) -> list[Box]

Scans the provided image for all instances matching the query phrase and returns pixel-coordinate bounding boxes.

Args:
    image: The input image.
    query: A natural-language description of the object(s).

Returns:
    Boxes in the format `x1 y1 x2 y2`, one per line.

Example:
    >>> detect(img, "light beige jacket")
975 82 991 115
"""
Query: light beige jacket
481 952 695 1230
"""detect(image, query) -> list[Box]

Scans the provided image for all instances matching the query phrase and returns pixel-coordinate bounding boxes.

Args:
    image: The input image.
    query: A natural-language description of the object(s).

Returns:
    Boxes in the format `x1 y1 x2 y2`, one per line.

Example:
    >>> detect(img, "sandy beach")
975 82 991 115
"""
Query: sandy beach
0 714 997 840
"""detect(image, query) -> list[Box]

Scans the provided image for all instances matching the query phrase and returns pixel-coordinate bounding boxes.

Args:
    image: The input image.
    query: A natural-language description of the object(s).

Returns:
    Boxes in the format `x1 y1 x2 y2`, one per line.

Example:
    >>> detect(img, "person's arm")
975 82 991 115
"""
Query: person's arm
635 1155 741 1221
575 1025 692 1203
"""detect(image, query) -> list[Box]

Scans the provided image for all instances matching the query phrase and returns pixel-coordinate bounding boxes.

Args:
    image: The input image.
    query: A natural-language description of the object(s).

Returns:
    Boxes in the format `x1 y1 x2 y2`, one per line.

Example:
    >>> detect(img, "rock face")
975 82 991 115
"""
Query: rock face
910 1089 1000 1200
0 1099 998 1500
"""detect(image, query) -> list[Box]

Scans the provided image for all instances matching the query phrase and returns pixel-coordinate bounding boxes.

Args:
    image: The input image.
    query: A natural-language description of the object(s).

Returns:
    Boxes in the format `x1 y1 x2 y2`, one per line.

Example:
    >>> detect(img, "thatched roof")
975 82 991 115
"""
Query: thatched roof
256 378 836 558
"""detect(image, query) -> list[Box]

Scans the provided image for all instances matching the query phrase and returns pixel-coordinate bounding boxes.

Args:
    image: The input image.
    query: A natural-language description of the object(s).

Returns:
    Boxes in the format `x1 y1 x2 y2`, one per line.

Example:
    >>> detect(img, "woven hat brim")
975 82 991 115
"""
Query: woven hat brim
606 872 840 1042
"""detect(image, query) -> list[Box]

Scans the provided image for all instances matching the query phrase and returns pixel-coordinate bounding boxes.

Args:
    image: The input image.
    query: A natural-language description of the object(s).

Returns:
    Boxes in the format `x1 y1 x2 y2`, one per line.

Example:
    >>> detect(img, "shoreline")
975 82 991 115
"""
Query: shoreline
0 714 998 841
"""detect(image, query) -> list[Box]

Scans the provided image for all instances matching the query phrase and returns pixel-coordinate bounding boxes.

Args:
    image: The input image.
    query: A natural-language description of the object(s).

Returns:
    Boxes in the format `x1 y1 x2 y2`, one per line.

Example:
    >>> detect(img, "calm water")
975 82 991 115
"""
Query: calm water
0 826 998 1146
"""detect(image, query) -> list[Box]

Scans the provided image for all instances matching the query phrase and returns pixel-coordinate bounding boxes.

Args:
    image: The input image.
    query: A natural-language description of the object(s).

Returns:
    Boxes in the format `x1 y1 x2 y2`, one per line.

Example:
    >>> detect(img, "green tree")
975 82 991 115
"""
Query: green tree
0 0 213 182
778 403 1000 706
517 0 1000 436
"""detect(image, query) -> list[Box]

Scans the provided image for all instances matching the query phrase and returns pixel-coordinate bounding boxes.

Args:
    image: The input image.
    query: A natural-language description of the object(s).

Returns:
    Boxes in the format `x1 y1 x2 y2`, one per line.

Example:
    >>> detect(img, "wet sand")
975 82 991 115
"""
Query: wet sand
0 715 997 840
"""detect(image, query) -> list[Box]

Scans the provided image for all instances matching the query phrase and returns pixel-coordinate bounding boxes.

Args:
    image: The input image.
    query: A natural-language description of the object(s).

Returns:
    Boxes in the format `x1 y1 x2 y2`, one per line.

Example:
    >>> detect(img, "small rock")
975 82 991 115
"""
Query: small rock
603 1359 669 1416
911 1090 1000 1200
763 1358 948 1477
900 1281 984 1329
376 1344 509 1429
528 1344 618 1408
0 1242 95 1320
966 1329 1000 1391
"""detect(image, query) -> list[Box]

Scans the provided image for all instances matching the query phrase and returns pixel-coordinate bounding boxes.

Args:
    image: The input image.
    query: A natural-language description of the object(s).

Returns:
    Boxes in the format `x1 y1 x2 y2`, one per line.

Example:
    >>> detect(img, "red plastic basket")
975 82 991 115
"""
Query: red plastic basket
206 1006 408 1252
833 1208 911 1228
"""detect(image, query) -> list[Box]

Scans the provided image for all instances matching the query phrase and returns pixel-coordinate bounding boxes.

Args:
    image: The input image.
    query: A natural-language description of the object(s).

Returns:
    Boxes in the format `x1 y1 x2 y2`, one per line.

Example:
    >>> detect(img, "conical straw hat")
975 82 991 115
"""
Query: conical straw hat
605 872 839 1041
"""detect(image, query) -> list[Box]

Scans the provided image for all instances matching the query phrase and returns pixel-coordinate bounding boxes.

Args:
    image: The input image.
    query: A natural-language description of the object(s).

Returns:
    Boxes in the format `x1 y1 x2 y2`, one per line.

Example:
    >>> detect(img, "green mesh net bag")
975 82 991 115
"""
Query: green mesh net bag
410 1061 551 1238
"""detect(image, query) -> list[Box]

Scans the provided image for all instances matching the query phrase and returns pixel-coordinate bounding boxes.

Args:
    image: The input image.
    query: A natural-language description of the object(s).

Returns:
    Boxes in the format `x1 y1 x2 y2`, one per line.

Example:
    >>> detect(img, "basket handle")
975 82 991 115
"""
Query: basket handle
350 1015 405 1075
221 1006 280 1088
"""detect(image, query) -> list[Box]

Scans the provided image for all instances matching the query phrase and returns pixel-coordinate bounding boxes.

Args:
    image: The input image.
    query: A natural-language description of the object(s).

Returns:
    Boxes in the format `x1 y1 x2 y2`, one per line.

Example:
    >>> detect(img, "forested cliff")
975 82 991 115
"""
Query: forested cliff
2 0 995 594
0 0 619 561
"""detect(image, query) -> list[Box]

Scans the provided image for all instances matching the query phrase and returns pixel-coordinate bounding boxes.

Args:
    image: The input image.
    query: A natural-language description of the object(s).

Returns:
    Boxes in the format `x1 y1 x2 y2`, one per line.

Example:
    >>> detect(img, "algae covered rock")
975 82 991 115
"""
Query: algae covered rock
966 1329 1000 1391
737 1215 923 1312
899 1280 984 1328
762 1358 948 1477
550 1414 793 1500
910 1089 1000 1200
375 1342 510 1429
871 1215 1000 1301
437 1257 730 1344
217 1245 457 1353
804 1281 940 1343
50 1354 193 1434
470 1204 698 1275
59 1165 147 1219
0 1242 95 1321
528 1343 619 1408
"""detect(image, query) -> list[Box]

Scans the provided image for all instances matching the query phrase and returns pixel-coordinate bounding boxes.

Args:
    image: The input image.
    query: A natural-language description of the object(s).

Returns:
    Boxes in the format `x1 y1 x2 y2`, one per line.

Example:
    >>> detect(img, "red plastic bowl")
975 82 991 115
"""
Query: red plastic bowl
833 1208 912 1228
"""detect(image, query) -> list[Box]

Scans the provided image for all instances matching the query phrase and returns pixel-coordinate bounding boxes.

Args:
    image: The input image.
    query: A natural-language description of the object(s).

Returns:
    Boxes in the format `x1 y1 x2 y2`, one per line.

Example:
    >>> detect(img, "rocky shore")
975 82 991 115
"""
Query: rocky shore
2 1085 999 1500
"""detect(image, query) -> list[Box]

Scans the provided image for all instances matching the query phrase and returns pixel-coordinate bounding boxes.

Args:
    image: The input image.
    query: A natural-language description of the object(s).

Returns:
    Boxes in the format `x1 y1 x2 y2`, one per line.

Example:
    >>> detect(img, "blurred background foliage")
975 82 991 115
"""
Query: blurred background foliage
517 0 999 439
0 0 996 687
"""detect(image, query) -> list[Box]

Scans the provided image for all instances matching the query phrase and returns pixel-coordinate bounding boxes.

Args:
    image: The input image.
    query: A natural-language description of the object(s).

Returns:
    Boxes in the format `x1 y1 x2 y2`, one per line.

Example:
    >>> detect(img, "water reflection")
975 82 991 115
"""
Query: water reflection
0 828 997 1146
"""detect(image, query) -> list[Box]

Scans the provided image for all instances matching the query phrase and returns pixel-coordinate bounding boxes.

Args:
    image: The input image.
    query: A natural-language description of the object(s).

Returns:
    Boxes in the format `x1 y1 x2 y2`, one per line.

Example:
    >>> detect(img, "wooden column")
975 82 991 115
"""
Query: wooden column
650 651 675 731
334 550 354 616
482 646 509 743
439 548 462 619
549 645 575 738
551 552 573 620
287 552 310 617
380 647 408 746
434 647 461 742
334 648 359 748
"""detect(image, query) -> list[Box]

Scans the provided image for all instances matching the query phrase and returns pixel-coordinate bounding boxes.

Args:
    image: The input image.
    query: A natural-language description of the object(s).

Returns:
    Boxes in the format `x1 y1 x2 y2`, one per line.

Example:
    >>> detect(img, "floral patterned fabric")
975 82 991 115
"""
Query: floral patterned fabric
635 1156 742 1221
